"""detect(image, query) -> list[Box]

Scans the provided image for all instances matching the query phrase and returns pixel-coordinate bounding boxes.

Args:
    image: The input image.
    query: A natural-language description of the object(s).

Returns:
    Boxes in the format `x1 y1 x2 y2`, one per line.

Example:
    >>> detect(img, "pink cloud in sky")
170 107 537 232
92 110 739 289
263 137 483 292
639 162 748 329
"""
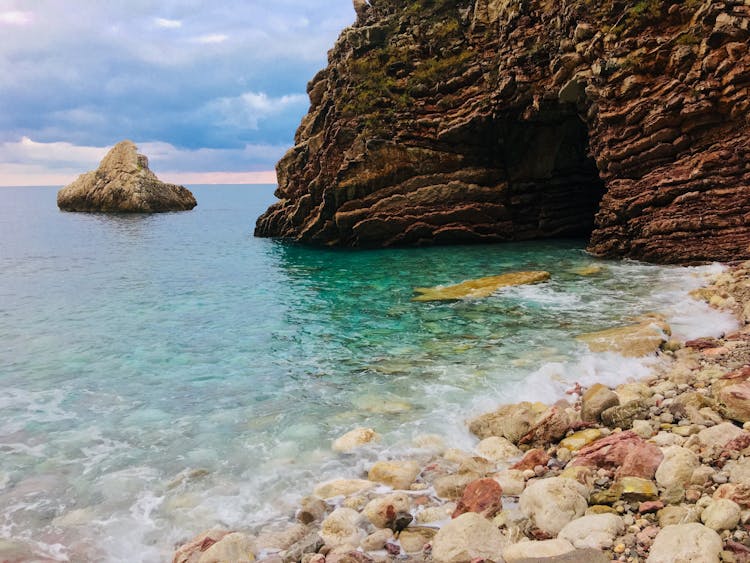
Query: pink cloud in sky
0 168 277 187
0 138 279 186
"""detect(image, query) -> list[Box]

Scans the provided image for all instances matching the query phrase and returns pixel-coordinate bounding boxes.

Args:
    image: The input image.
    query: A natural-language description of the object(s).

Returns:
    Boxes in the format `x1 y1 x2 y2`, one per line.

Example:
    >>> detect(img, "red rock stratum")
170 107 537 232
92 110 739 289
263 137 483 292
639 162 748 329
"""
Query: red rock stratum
255 0 750 263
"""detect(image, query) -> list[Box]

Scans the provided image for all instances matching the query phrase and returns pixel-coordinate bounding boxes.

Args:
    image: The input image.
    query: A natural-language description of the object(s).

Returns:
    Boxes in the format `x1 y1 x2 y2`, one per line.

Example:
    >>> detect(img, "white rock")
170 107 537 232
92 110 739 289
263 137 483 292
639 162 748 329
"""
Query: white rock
632 419 655 439
476 436 522 463
416 503 456 524
691 465 715 486
319 508 365 548
615 382 652 404
313 479 375 499
696 422 743 448
655 446 700 489
700 498 741 531
650 431 685 447
503 539 575 562
646 523 722 563
368 460 420 490
363 493 411 528
360 529 393 551
198 533 255 563
493 470 526 496
431 513 507 563
519 477 588 535
332 428 380 452
727 458 750 486
558 513 625 549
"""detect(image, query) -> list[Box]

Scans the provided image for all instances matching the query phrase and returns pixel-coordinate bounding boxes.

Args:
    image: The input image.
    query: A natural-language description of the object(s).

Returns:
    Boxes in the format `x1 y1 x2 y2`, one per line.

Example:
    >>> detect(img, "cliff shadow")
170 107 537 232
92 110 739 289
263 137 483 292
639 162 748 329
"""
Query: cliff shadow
493 109 606 243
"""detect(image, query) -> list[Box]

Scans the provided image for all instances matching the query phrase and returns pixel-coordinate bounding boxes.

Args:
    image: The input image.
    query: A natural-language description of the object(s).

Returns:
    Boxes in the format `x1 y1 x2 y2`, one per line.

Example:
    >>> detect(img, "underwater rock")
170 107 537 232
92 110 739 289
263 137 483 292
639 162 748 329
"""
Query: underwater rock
577 318 670 357
332 427 381 452
313 479 375 499
413 271 550 302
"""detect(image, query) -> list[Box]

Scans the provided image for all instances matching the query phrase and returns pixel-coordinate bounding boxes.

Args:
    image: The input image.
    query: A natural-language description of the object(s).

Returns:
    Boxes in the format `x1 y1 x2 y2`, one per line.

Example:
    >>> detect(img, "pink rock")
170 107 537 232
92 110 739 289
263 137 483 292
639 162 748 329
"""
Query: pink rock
636 525 660 545
638 500 664 514
510 449 551 471
715 483 750 507
452 478 503 519
685 337 722 350
173 529 232 563
719 432 750 463
722 366 750 383
570 430 663 479
519 405 571 447
719 381 750 423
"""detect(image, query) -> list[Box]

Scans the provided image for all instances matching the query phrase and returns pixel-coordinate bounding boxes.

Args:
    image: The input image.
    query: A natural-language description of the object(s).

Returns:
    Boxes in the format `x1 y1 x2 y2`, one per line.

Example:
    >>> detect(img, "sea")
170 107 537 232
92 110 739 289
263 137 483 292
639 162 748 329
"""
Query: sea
0 185 738 561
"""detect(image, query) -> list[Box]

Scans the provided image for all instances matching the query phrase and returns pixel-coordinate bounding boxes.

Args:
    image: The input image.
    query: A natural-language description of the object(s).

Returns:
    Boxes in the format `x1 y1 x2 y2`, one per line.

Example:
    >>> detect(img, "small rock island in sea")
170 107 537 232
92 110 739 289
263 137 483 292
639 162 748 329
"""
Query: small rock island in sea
57 140 197 213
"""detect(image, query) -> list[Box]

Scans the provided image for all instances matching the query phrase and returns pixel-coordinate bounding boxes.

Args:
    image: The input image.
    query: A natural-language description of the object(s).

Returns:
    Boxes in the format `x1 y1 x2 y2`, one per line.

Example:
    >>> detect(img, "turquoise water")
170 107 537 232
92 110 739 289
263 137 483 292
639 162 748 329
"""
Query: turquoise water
0 185 735 561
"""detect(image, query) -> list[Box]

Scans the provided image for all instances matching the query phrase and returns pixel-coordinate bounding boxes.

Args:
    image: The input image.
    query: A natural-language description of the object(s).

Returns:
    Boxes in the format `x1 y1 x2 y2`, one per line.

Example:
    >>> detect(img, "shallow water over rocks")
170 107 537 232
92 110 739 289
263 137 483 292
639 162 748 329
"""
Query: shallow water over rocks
0 185 736 561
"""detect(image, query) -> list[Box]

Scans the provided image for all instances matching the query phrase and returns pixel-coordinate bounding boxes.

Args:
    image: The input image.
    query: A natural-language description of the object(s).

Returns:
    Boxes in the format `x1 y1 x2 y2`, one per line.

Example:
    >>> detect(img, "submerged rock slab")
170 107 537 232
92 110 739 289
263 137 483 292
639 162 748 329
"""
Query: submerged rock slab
577 318 670 357
57 141 196 213
413 270 550 302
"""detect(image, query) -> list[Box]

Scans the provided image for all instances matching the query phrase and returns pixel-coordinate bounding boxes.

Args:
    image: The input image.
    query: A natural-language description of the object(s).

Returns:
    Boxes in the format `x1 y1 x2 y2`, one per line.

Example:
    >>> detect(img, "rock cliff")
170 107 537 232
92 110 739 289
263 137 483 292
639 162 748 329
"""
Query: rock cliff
57 141 197 213
255 0 750 263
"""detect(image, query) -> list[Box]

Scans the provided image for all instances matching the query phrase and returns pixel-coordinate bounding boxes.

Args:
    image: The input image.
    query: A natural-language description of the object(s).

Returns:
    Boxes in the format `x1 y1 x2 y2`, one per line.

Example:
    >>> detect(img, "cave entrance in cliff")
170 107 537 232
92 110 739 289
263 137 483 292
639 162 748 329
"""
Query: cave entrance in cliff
500 110 606 243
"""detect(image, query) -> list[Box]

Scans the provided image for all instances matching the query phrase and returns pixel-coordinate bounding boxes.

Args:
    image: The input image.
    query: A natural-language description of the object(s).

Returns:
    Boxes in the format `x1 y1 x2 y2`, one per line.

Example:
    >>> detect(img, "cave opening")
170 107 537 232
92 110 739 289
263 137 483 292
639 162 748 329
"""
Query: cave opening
496 110 606 244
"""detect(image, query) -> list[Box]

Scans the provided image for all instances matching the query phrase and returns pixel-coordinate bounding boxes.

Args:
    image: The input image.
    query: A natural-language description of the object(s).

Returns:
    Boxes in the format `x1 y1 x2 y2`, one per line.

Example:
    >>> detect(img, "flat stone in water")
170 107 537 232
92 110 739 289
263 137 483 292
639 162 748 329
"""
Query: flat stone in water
412 271 551 302
576 318 670 357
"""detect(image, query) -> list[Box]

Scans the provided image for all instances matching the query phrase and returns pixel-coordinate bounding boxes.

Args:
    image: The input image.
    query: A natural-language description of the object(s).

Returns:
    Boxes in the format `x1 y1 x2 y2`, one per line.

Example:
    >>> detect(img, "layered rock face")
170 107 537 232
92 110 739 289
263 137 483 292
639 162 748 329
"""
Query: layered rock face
58 141 197 213
256 0 750 263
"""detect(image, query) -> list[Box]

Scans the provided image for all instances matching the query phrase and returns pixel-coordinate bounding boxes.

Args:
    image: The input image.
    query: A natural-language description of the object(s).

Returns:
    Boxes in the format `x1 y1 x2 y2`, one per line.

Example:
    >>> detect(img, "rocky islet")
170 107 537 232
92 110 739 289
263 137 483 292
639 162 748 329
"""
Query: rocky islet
57 140 197 213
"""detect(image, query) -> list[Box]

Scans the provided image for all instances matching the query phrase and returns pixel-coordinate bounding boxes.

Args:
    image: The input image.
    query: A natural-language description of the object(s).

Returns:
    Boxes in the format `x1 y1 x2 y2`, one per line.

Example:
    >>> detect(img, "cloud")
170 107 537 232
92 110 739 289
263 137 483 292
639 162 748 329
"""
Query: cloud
193 33 229 44
154 18 182 29
205 92 308 130
1 137 108 169
0 11 33 25
0 1 356 181
159 171 277 185
0 138 284 186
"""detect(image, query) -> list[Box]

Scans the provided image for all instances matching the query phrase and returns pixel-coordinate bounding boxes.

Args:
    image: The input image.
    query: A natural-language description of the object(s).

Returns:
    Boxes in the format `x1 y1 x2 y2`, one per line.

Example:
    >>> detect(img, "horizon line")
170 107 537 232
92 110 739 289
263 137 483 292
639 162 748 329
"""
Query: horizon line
0 170 279 187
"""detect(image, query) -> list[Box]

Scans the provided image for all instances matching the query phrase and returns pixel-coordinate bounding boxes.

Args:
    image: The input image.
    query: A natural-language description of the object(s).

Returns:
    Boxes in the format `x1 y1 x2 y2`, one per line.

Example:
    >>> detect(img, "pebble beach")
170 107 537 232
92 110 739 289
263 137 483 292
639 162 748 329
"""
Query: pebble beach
174 262 750 563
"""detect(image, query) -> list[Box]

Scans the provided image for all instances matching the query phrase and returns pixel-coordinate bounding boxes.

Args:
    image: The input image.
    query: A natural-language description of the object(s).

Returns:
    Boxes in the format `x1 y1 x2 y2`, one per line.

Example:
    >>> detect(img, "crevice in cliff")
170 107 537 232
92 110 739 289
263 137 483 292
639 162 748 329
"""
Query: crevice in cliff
496 110 606 242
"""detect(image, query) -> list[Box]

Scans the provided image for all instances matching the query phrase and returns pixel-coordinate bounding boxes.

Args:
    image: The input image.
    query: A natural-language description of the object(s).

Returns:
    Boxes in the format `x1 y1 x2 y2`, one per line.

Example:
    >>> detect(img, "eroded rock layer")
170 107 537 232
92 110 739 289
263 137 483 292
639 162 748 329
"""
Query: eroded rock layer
58 141 196 213
255 0 750 263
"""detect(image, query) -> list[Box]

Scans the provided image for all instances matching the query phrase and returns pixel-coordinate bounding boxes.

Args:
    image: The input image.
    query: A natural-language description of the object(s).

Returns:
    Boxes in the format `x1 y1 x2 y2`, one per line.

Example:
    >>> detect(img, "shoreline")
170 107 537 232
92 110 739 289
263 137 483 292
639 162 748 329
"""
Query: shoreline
174 262 750 563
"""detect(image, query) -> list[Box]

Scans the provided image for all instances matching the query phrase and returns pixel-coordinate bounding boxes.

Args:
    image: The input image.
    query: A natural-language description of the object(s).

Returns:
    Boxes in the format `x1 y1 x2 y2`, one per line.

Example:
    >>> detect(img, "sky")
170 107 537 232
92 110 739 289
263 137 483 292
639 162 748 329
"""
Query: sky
0 0 355 185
